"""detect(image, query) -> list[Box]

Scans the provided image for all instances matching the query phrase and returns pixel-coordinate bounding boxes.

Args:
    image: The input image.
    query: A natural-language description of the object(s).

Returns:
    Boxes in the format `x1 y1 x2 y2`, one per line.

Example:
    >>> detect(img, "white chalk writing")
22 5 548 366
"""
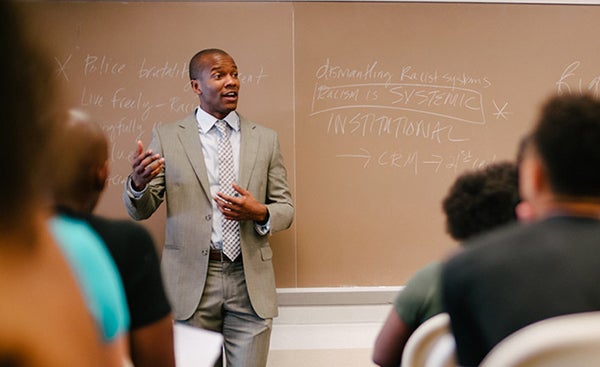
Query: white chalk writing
84 54 126 76
311 82 485 124
556 61 600 97
55 54 72 81
325 112 469 144
316 58 393 85
337 148 496 174
138 58 188 79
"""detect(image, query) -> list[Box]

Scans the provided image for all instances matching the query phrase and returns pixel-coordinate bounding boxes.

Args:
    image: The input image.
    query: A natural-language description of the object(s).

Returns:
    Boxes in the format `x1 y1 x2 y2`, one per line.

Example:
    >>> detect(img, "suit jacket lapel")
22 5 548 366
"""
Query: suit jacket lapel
239 115 259 191
178 113 212 202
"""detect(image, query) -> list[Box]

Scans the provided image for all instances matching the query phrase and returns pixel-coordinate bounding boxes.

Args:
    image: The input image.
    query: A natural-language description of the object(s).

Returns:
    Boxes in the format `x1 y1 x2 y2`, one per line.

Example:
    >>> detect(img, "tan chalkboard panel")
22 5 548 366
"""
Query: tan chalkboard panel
20 2 600 287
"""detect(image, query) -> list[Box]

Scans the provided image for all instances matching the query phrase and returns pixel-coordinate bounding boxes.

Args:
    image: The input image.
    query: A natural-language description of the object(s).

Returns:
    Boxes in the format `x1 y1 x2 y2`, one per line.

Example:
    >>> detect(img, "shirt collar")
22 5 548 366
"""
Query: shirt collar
195 107 240 134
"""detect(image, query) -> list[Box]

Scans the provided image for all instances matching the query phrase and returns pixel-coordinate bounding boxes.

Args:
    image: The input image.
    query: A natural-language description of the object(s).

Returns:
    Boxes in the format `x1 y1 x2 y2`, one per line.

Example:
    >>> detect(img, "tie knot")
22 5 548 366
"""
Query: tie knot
215 120 230 138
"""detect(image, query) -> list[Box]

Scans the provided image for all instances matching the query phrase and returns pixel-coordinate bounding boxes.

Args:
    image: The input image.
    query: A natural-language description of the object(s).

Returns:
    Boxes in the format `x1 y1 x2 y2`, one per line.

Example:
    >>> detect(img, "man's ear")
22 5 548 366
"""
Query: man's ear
94 160 109 191
529 153 552 196
532 156 549 192
520 147 547 205
191 79 202 96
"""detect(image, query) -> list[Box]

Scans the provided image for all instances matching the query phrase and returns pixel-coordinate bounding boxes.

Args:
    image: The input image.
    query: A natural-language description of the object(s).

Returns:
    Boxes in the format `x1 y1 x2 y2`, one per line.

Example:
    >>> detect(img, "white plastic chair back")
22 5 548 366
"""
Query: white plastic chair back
480 311 600 367
401 313 457 367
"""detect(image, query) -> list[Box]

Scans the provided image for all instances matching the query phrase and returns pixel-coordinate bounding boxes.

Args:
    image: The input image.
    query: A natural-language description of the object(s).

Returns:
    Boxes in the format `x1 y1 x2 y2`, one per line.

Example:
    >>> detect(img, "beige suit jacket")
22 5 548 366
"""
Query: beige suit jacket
123 112 294 320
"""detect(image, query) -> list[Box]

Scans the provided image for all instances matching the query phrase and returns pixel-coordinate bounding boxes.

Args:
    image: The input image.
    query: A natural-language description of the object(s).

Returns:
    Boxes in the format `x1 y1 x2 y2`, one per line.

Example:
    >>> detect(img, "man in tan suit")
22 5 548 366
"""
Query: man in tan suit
123 48 294 367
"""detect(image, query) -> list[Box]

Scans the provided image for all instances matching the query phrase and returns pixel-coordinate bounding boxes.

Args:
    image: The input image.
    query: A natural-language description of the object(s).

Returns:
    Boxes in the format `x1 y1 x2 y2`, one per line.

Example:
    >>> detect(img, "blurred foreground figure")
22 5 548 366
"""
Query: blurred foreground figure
0 1 111 366
442 93 600 366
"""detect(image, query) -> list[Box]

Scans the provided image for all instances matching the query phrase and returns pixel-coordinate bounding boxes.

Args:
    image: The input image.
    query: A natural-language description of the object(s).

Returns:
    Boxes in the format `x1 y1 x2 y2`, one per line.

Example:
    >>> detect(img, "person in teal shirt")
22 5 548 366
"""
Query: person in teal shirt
50 213 130 363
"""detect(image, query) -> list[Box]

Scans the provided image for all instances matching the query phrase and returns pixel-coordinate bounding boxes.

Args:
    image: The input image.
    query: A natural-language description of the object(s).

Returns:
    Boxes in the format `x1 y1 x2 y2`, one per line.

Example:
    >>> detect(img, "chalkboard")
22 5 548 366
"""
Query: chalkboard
20 1 600 287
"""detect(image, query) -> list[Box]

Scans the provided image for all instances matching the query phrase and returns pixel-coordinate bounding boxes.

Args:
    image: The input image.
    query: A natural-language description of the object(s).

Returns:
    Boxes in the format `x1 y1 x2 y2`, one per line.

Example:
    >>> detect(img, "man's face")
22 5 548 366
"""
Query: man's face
191 53 240 119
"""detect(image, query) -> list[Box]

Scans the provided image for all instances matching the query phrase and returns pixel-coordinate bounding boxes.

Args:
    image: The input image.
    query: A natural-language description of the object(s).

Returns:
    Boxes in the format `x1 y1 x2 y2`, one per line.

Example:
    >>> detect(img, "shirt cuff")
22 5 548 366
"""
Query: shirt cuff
127 175 147 198
254 217 271 236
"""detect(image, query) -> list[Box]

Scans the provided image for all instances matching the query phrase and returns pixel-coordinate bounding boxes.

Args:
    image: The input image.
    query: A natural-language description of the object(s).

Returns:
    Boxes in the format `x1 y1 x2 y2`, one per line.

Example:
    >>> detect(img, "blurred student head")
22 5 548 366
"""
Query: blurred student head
521 94 600 209
442 161 520 242
52 109 109 213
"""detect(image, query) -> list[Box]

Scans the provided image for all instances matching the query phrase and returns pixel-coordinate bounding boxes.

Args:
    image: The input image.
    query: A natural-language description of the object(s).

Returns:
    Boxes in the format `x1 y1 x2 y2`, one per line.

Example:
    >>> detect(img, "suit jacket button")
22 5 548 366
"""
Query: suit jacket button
205 214 212 221
201 249 209 256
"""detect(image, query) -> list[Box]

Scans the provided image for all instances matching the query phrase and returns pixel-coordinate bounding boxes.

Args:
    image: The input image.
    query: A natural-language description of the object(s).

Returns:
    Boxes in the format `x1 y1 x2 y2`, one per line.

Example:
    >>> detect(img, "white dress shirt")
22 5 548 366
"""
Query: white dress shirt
196 107 241 249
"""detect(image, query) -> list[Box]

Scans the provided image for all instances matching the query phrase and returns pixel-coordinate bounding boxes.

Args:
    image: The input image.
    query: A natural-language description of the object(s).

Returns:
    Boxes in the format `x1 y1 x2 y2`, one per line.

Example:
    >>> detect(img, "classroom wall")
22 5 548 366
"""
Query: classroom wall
20 1 600 288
